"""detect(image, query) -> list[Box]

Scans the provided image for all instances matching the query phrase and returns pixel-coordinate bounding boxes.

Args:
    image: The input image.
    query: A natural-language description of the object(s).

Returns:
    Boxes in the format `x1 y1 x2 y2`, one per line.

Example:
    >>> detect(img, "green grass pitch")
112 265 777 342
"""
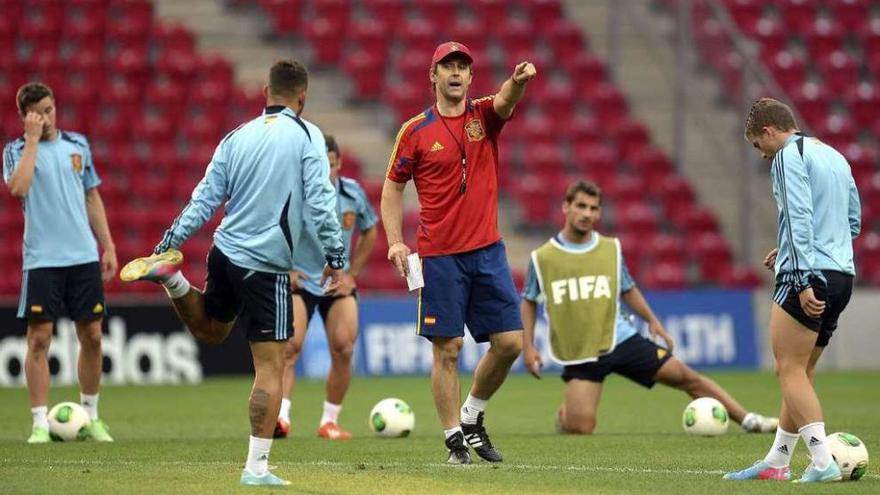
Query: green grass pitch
0 372 877 494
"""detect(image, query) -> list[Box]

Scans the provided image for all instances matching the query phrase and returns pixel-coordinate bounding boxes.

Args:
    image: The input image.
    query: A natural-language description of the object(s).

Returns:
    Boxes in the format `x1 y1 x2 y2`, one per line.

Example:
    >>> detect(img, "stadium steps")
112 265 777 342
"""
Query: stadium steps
152 0 395 182
563 0 777 267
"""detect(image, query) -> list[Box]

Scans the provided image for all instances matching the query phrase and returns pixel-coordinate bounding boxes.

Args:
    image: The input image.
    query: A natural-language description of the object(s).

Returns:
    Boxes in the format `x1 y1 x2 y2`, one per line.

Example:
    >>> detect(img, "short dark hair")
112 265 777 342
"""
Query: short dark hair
565 180 602 204
269 59 308 98
325 134 340 155
744 97 798 138
16 82 53 116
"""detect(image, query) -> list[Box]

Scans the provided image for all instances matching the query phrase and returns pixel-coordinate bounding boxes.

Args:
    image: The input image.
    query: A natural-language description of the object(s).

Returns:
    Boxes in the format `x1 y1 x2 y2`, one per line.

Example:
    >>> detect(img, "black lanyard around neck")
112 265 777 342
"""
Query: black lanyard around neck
437 107 468 194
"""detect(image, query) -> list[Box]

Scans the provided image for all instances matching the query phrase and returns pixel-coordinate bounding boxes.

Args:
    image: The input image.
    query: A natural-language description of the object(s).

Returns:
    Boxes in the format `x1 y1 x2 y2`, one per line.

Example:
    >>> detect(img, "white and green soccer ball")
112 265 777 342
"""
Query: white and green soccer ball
829 432 869 481
682 397 728 436
48 402 90 441
369 398 415 438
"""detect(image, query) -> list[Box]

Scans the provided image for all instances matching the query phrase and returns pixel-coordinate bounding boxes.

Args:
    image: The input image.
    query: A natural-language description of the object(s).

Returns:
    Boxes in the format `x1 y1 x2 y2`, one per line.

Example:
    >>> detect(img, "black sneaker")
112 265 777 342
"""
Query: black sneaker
461 412 503 462
445 431 472 464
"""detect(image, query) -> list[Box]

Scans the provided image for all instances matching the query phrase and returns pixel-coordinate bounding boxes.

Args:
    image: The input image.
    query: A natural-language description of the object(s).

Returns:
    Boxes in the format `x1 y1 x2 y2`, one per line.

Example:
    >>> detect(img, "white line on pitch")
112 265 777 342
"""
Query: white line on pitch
1 458 877 479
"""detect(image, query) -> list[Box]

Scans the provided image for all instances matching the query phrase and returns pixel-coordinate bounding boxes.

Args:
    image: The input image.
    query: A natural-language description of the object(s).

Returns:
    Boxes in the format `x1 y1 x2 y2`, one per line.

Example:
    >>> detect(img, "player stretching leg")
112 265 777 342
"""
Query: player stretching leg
4 83 117 443
724 98 860 483
276 136 378 440
521 181 778 436
120 61 345 486
382 42 536 463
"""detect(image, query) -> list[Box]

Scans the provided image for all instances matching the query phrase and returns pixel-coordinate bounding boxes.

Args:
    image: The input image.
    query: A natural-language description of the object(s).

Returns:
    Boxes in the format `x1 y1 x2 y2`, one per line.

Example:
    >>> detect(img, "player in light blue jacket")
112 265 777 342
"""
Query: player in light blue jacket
120 60 345 487
725 98 861 483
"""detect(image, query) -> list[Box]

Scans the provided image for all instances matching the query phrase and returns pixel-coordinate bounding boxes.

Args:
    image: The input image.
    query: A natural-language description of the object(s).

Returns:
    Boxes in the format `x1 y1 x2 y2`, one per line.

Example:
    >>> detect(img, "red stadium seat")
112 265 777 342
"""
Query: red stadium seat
412 0 458 23
106 10 152 44
304 17 347 65
349 18 391 60
604 174 648 204
625 146 674 184
363 0 406 27
399 18 441 55
641 261 688 289
803 18 845 60
568 115 604 144
762 50 806 93
608 118 651 159
448 17 489 54
259 0 302 34
670 206 719 236
646 233 685 265
788 81 831 127
496 18 536 54
740 17 787 55
818 50 860 95
723 0 763 26
845 83 880 128
716 264 763 288
835 0 869 31
144 77 187 109
522 0 564 32
615 202 659 235
571 143 617 177
343 50 384 99
777 0 820 34
545 19 586 61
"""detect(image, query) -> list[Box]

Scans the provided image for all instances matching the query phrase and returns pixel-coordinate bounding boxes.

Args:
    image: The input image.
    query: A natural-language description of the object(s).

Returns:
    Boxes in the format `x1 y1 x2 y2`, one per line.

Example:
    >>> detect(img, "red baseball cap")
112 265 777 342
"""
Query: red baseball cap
431 41 473 66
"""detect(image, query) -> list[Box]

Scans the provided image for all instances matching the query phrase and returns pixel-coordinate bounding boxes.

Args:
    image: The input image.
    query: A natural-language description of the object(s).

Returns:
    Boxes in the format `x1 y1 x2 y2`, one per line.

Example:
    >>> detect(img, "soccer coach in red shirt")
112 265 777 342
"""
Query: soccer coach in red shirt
381 41 536 464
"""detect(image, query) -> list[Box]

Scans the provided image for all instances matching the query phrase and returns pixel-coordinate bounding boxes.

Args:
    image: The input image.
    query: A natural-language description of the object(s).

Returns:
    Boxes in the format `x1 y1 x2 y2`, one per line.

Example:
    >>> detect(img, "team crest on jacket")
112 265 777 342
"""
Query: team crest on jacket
465 119 485 142
342 211 356 230
70 154 83 173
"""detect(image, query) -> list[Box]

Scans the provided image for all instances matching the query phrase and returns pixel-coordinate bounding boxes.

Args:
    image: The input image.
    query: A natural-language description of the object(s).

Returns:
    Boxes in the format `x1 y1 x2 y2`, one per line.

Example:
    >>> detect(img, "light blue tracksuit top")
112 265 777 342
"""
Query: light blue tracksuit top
770 132 861 294
154 105 344 273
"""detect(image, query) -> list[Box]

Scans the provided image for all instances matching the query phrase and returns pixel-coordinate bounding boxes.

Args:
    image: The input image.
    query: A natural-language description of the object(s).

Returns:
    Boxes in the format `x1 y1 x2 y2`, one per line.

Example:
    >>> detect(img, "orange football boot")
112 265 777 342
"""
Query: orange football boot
317 422 352 440
273 419 290 439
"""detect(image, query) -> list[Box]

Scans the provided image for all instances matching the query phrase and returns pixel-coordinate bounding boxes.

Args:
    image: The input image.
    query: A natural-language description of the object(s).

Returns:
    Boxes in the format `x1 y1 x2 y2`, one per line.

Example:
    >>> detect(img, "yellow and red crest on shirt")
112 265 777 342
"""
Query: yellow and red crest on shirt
342 211 356 230
465 119 485 142
70 153 83 173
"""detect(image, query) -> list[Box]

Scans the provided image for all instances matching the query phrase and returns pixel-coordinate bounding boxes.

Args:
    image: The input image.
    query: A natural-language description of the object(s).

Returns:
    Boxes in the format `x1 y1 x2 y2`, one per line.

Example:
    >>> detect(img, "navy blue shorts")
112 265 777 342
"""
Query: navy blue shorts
204 246 291 342
417 241 523 343
773 270 853 347
293 288 357 324
17 262 105 322
561 334 673 389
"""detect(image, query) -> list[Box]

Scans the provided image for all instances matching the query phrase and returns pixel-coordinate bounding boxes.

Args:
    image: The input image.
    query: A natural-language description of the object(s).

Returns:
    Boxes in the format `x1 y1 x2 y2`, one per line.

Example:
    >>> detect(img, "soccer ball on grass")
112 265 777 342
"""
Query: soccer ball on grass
48 402 90 441
682 397 728 436
369 398 415 438
829 432 869 481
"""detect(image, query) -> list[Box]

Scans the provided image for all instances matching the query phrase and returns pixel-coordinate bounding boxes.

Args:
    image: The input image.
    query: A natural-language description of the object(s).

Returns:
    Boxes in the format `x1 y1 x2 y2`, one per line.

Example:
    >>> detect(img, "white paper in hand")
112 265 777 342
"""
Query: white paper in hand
406 253 424 291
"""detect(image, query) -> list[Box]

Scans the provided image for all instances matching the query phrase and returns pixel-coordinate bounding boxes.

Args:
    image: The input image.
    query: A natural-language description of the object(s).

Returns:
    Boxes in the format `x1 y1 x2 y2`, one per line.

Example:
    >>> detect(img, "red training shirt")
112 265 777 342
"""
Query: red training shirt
386 96 509 257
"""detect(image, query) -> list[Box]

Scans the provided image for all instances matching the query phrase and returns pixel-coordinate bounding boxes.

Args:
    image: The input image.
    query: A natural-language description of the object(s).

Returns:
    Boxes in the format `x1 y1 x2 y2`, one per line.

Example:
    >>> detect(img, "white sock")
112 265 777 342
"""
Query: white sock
800 422 832 470
320 401 341 426
763 427 798 468
80 393 99 421
31 406 49 429
245 436 273 476
460 394 487 425
444 426 462 440
279 398 291 423
162 271 191 299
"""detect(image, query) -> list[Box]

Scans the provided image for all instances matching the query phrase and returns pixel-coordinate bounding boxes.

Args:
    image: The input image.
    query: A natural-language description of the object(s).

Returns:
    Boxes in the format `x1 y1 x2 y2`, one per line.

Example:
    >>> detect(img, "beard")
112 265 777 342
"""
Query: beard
570 223 591 236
